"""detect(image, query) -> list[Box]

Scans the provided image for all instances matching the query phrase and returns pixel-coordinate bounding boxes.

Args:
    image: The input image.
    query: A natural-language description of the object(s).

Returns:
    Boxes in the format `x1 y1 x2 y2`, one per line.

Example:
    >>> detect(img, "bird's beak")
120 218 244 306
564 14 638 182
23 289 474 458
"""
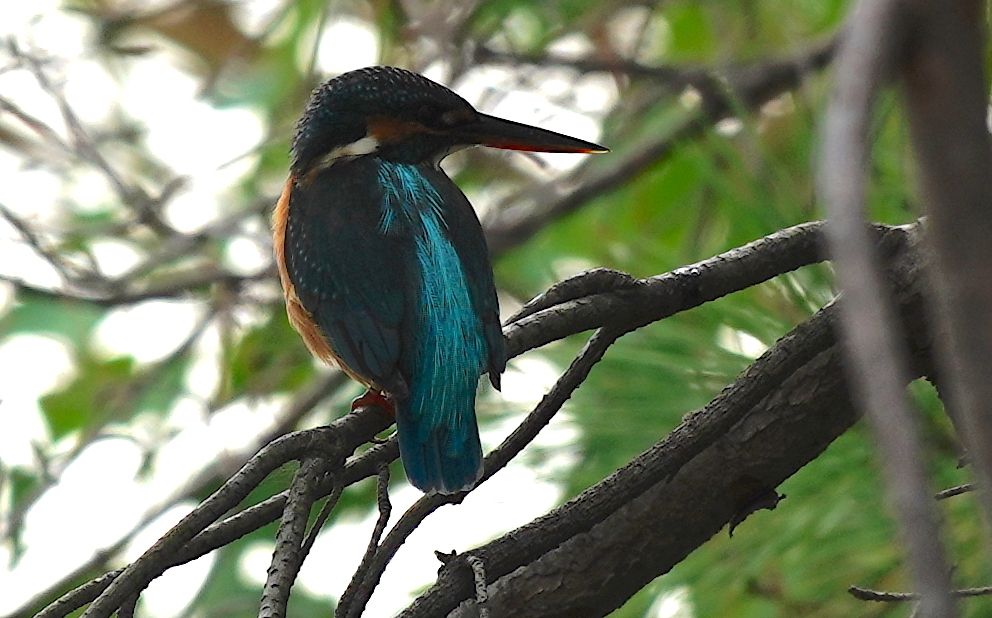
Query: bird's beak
455 113 608 154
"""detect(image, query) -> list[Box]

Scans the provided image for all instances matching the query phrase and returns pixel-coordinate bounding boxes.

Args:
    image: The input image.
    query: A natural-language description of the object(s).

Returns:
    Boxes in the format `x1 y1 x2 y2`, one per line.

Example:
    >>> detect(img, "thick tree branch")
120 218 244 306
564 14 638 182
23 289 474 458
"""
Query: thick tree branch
403 225 932 618
505 220 909 357
38 221 916 618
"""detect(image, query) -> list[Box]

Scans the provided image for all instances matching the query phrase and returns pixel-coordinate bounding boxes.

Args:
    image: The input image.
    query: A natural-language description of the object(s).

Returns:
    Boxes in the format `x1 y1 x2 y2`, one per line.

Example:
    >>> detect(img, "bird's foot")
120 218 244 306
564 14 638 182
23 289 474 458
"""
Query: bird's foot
352 389 394 414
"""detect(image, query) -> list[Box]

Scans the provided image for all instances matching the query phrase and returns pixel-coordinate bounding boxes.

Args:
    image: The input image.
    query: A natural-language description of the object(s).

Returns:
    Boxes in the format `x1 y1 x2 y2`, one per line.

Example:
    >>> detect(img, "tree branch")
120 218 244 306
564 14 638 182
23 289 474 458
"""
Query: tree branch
899 0 992 562
819 1 955 616
505 220 909 358
37 221 917 618
403 223 933 618
482 39 835 255
78 407 393 618
259 455 334 618
338 327 621 618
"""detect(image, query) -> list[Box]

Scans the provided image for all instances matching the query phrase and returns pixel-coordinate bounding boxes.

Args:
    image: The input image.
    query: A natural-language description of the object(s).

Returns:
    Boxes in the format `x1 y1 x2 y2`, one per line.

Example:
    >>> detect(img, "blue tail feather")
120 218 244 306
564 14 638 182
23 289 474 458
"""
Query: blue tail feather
396 218 487 492
377 162 489 493
395 380 483 493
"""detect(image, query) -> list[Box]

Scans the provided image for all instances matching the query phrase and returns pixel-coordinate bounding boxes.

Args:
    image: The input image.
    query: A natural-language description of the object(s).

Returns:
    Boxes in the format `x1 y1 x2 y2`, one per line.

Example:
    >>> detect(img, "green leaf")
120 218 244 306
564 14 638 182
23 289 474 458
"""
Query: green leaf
2 289 106 344
39 355 135 439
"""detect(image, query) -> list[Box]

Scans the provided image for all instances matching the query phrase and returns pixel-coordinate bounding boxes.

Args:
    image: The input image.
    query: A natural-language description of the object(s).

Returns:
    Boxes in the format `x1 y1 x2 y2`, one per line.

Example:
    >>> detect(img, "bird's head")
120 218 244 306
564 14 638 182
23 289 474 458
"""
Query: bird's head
291 66 606 177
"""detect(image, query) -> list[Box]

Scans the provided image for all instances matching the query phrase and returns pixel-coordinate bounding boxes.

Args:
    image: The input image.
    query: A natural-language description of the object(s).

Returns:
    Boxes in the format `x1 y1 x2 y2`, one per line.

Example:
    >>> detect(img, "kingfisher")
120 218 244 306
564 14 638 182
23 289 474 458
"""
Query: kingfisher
274 66 606 493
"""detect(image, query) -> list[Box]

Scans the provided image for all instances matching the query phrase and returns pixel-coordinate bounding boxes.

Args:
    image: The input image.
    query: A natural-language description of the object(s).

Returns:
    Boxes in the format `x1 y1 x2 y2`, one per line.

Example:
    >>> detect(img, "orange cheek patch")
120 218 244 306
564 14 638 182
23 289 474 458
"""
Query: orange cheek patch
367 116 430 142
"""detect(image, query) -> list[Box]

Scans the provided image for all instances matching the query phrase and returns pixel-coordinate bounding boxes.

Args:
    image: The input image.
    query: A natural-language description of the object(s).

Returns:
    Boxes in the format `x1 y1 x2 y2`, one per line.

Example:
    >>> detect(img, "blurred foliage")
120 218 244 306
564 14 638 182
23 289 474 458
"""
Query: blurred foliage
1 0 984 617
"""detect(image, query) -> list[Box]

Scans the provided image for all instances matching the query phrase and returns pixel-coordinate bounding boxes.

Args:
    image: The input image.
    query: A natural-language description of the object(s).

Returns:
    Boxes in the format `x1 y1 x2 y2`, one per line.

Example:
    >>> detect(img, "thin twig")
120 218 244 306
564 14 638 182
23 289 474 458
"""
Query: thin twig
505 268 638 325
79 408 392 618
334 464 393 617
0 92 73 153
475 45 692 83
935 484 974 501
850 585 992 602
0 201 79 282
300 483 345 558
17 44 176 235
34 570 124 618
505 221 910 359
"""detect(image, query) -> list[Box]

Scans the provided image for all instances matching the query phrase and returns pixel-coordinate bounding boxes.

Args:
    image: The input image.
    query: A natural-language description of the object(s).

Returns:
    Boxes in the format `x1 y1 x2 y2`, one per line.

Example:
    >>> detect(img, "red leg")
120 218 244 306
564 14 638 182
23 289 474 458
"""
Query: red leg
352 389 394 415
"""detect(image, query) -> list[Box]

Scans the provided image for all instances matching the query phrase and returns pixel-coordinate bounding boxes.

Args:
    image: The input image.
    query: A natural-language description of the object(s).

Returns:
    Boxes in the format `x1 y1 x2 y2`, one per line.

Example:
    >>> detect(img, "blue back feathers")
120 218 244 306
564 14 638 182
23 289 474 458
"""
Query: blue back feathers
377 162 489 492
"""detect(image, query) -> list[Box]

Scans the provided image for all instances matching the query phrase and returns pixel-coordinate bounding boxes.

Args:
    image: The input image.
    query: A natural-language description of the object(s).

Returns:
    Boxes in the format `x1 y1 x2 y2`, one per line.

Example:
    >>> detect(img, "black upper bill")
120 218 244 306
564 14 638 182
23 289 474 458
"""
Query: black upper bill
455 113 608 153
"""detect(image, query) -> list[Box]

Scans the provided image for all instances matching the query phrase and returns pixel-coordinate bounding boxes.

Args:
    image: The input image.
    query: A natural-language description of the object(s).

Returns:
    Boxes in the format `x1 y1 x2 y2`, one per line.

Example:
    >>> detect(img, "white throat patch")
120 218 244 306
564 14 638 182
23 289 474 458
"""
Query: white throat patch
312 135 380 172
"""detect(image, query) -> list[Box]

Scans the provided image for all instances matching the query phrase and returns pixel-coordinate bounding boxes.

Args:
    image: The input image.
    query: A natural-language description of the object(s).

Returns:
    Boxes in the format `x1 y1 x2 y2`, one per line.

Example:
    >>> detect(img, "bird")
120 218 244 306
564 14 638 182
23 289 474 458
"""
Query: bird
273 66 606 493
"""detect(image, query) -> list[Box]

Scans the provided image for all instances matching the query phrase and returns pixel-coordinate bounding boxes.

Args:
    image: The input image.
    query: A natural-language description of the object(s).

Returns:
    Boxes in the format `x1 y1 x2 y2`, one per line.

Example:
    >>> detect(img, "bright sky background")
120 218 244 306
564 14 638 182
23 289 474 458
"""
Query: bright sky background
0 2 715 617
